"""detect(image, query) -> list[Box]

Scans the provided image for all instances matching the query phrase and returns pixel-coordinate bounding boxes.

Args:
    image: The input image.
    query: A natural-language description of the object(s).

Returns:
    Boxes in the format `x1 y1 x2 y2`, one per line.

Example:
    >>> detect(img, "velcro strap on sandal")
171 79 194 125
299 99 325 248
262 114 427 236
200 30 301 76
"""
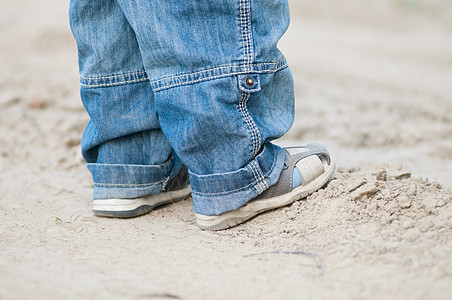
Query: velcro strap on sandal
255 143 331 199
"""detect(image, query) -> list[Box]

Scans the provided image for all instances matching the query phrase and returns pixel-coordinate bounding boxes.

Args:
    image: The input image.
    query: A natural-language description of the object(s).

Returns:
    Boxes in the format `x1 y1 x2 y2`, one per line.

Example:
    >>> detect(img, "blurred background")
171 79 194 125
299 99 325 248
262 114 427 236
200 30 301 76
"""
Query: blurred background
281 0 452 186
0 0 451 185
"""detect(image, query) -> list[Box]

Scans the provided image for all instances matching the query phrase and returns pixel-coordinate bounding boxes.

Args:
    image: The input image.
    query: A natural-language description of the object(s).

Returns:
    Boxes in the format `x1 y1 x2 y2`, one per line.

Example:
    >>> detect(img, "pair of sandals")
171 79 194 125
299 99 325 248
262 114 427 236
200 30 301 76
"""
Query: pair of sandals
93 143 335 231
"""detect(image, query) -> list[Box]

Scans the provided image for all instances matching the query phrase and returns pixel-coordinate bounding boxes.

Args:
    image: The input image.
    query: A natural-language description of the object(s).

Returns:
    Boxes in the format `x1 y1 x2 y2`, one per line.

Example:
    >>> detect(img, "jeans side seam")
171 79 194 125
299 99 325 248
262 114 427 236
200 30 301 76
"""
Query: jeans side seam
239 0 254 69
238 92 262 159
249 161 266 193
253 160 269 191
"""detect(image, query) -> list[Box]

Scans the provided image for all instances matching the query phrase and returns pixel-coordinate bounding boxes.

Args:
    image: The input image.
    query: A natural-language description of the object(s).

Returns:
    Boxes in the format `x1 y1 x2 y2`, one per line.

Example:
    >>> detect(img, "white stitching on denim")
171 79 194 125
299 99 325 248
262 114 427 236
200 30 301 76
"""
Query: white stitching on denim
80 62 287 90
192 179 255 196
154 72 233 92
153 68 284 92
253 161 269 190
238 92 262 158
249 161 266 193
256 161 268 191
80 70 147 80
154 60 285 83
81 77 149 88
94 178 167 188
248 162 261 190
152 60 287 92
191 148 277 196
239 0 254 70
250 165 264 193
87 163 167 168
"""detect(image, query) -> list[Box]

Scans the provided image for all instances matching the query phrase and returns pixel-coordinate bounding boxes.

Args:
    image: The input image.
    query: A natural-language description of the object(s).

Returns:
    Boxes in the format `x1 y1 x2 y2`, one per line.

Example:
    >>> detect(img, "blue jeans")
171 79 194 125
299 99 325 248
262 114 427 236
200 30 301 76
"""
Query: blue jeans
69 0 295 215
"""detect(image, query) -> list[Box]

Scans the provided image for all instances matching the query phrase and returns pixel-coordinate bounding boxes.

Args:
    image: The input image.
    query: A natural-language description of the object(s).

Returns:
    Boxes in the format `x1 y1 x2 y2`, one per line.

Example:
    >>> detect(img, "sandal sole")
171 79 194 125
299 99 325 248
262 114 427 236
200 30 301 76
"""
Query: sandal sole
92 185 191 218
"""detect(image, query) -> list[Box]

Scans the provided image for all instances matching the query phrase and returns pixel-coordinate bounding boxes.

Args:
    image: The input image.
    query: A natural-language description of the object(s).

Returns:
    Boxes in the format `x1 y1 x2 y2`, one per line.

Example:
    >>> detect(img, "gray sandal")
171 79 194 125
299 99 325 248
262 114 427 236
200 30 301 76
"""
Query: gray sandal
196 143 335 230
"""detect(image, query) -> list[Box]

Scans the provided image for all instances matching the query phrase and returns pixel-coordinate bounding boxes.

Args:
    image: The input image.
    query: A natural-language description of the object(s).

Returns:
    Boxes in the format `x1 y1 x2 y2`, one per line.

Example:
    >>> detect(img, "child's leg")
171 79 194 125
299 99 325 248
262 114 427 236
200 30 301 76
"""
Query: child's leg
69 0 190 216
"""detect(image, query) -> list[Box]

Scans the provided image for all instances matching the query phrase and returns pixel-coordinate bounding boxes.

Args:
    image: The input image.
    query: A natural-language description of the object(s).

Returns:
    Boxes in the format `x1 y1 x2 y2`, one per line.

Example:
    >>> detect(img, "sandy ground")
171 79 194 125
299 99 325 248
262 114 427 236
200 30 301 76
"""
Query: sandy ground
1 0 451 299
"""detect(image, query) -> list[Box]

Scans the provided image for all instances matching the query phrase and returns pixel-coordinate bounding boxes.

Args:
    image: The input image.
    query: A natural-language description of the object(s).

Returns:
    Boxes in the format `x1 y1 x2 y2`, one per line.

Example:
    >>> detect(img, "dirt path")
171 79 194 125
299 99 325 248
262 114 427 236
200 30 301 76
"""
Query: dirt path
1 1 451 299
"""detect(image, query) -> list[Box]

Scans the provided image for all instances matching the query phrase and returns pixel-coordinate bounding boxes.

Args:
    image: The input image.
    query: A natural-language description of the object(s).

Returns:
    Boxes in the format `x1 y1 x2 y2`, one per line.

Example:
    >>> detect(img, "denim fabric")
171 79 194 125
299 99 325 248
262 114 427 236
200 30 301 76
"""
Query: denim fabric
69 0 295 215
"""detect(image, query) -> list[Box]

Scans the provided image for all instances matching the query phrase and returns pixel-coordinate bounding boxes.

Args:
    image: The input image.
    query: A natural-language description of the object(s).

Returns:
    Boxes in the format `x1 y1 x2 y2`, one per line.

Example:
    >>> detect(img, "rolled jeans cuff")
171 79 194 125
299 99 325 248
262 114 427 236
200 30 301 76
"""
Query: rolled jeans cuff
190 143 286 215
88 157 181 199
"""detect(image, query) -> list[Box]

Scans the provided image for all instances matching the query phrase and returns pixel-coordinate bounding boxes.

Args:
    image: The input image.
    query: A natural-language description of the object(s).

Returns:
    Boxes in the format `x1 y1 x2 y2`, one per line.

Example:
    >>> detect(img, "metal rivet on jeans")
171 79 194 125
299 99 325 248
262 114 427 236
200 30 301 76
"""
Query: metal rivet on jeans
245 77 254 87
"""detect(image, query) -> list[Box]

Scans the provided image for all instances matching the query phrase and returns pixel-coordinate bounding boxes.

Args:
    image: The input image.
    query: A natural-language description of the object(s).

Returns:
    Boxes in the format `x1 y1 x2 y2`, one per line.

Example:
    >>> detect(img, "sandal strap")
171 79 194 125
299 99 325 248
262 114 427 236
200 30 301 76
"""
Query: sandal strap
254 143 330 199
285 143 331 165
